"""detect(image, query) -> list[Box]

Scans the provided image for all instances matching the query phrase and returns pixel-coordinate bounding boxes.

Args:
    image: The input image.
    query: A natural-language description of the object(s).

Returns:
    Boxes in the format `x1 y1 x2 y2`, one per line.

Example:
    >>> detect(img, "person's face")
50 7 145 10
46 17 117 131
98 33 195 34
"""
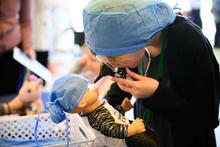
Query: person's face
94 48 145 68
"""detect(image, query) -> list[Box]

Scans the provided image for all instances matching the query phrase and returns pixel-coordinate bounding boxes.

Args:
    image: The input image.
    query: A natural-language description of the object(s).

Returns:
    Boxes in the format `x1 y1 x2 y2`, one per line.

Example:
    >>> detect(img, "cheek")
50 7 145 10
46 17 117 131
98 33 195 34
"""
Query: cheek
90 91 99 99
85 90 99 103
109 56 141 68
118 60 140 68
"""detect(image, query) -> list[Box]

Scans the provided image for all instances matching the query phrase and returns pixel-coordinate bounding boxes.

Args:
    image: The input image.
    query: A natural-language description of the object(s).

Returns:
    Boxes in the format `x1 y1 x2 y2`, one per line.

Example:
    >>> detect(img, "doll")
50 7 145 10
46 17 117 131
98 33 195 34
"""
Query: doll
18 75 43 115
46 73 159 147
0 75 43 116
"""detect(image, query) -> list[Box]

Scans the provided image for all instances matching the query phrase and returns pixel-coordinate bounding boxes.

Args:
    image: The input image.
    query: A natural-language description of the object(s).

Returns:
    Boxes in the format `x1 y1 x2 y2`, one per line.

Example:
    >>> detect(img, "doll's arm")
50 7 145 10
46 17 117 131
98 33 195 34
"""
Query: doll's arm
88 110 128 138
88 109 145 138
89 114 145 138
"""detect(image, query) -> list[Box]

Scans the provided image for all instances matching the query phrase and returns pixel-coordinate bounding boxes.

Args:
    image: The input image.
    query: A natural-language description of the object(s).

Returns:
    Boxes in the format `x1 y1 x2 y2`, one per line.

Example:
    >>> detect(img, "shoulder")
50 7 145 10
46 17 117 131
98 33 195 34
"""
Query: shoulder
166 16 212 55
168 16 204 42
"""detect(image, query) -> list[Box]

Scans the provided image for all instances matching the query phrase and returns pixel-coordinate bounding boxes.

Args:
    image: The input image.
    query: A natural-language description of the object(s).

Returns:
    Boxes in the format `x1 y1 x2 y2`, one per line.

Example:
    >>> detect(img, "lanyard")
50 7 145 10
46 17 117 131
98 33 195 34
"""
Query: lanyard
158 29 166 81
142 30 166 126
140 30 166 79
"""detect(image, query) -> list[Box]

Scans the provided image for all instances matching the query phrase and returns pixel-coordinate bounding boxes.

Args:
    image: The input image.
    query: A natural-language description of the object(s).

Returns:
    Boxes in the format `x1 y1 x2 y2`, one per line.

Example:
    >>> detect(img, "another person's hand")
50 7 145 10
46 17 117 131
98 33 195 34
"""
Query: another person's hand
112 68 159 98
128 118 145 136
121 97 133 112
24 48 36 60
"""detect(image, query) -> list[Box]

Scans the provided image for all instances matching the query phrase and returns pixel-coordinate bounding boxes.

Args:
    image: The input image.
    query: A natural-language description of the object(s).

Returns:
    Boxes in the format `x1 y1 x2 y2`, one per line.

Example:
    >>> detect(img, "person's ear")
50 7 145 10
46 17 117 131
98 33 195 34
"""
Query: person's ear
78 100 87 108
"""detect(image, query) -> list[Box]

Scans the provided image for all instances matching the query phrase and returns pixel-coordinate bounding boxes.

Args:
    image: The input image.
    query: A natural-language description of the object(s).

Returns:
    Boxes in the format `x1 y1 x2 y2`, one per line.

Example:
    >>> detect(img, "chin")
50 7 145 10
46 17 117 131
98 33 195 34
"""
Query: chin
121 64 136 68
127 65 137 68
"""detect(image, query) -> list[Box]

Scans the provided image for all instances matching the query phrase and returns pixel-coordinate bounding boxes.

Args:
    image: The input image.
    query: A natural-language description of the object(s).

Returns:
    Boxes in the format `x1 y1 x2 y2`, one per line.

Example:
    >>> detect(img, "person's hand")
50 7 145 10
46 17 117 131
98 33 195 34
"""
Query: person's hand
121 97 133 112
24 48 36 60
128 118 145 136
111 68 159 98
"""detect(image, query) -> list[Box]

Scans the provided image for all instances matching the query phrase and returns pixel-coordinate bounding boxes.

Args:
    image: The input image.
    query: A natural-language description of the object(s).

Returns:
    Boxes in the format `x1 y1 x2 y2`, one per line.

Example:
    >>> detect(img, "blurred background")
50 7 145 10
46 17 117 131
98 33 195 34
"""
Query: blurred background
0 0 219 146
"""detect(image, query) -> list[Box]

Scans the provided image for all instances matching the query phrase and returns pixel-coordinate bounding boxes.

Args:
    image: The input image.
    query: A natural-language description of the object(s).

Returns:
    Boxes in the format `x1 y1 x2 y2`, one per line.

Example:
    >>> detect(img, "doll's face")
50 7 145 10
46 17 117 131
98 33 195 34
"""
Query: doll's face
81 88 99 107
72 88 99 113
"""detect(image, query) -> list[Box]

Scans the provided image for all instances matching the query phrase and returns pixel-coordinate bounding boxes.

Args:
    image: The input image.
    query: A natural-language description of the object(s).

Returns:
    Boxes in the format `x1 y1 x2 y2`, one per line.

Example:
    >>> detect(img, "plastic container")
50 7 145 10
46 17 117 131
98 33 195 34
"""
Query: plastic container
0 113 100 147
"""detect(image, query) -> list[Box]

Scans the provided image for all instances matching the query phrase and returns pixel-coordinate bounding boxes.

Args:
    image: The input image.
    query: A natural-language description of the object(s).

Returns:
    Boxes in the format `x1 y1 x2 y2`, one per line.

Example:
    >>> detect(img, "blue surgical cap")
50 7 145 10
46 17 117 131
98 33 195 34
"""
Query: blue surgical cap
83 0 176 56
45 74 88 123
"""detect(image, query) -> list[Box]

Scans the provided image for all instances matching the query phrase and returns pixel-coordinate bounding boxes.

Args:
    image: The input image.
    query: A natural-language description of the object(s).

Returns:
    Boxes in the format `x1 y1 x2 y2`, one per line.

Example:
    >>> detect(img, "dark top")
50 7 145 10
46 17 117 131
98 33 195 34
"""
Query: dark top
103 16 220 147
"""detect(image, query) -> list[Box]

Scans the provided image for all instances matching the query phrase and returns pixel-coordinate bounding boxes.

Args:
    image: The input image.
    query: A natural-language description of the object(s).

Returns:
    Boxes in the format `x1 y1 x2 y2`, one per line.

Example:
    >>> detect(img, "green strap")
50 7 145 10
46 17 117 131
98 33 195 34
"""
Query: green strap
158 30 166 80
143 109 153 126
143 30 166 126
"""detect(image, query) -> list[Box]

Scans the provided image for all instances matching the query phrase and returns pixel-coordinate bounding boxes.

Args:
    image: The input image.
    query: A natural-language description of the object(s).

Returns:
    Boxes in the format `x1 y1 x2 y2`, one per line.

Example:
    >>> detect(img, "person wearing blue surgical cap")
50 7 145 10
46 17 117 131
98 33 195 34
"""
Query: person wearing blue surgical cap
83 0 220 147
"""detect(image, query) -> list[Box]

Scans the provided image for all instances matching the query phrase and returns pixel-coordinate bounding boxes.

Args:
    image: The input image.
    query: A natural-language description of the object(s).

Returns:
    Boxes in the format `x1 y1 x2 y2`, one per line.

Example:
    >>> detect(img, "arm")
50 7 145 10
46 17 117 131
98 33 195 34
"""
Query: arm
87 106 128 138
87 107 145 138
20 0 35 59
144 26 220 126
103 67 139 107
111 19 220 126
104 82 132 107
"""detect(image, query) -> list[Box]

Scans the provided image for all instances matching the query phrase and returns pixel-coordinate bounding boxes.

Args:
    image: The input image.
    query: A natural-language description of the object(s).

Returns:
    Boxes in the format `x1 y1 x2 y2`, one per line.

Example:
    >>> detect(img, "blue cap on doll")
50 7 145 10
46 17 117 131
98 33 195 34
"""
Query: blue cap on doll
45 73 88 124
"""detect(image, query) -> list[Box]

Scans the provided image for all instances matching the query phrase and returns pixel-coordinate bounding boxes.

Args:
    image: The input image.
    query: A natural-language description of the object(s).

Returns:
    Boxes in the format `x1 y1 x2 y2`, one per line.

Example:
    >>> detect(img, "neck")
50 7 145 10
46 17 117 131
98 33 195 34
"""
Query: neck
147 31 162 57
83 98 103 114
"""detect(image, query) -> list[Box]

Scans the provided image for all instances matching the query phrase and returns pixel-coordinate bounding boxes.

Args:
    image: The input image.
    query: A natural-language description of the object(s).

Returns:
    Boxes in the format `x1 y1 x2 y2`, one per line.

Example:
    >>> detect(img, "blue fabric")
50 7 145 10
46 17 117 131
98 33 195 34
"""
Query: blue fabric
83 0 176 56
0 138 64 147
45 74 88 123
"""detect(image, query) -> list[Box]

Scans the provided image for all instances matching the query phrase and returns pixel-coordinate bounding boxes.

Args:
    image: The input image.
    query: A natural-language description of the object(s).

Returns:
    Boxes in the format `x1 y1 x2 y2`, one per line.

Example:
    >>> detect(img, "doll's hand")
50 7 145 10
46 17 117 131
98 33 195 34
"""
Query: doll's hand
112 68 159 98
121 97 133 112
127 118 145 136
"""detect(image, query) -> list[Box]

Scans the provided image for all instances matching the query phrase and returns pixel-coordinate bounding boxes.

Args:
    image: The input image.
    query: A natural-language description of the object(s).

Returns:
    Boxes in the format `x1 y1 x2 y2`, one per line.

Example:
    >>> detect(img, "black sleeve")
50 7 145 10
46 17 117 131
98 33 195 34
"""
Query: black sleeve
103 67 138 107
143 18 220 127
142 82 187 122
104 82 132 107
